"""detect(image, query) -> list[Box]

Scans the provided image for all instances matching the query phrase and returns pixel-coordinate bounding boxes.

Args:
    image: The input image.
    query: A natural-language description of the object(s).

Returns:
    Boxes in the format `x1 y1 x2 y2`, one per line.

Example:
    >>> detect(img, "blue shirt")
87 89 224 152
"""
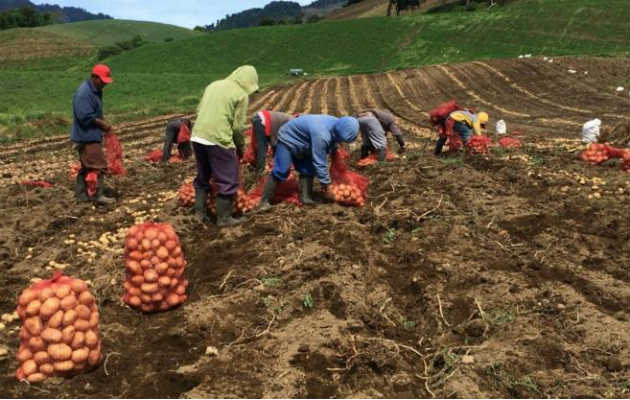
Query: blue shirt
277 115 358 184
71 80 104 143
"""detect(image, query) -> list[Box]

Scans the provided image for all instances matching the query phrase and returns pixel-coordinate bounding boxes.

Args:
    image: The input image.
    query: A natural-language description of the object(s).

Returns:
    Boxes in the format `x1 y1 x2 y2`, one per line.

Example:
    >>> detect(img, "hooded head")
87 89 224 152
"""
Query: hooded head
227 65 259 95
333 117 359 143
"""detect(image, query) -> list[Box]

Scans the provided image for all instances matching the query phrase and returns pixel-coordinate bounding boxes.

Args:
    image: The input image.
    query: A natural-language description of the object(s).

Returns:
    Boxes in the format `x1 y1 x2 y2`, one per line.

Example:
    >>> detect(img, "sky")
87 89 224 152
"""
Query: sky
33 1 315 29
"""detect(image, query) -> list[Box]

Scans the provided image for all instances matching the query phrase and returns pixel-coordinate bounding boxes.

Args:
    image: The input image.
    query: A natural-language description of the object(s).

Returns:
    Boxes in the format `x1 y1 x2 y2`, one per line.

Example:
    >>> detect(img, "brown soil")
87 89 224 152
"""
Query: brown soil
0 56 628 398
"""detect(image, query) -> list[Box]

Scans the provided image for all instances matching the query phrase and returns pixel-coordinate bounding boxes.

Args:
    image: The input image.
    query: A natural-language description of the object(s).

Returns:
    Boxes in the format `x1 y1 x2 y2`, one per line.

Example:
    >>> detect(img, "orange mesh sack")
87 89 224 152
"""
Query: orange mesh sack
580 143 610 165
69 162 81 179
330 149 367 207
622 150 630 172
356 146 398 167
15 271 102 383
498 137 521 148
467 135 492 155
122 222 188 312
178 182 195 207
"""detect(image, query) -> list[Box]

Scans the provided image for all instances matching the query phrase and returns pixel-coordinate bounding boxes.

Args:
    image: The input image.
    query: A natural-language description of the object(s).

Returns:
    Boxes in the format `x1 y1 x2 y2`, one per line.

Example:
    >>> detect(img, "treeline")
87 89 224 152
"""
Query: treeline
194 0 346 32
0 6 53 30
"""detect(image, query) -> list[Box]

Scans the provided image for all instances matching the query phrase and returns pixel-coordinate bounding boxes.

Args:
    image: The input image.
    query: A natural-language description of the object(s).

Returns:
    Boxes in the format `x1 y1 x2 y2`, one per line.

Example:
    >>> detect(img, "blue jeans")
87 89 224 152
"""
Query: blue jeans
435 121 471 155
271 143 314 181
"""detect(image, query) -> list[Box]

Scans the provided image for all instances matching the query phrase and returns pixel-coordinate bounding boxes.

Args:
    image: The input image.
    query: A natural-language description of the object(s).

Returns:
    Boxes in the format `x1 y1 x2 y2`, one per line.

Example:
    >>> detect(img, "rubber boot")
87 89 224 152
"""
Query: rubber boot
306 175 318 204
75 171 89 203
194 188 211 224
216 195 245 227
360 145 371 159
376 148 387 162
258 175 278 211
435 136 447 156
299 175 316 205
94 175 115 205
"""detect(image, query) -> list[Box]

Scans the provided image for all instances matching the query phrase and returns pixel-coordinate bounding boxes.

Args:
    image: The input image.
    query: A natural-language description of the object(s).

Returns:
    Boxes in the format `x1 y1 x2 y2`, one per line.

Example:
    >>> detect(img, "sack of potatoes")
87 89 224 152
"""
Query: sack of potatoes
15 271 102 383
122 222 189 313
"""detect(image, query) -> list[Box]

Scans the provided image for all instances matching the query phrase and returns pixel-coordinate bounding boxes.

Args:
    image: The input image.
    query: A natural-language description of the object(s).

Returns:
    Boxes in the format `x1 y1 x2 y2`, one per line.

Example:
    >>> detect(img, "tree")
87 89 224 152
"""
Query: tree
387 0 421 16
0 6 55 30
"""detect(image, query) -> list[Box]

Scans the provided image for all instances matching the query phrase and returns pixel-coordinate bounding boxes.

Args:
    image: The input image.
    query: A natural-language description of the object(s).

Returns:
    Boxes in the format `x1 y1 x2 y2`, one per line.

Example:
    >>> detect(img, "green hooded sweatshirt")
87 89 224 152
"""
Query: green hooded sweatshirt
192 65 259 149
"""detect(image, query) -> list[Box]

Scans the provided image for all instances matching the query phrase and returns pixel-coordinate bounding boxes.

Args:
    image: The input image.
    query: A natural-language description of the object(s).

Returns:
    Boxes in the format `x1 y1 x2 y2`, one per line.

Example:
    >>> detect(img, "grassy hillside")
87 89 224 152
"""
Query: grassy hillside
0 28 92 63
107 0 630 81
0 0 628 141
35 19 201 47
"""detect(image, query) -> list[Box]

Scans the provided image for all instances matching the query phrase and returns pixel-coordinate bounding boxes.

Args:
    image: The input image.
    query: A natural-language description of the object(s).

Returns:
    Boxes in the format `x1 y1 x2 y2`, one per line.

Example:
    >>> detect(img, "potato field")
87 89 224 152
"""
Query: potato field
0 56 628 398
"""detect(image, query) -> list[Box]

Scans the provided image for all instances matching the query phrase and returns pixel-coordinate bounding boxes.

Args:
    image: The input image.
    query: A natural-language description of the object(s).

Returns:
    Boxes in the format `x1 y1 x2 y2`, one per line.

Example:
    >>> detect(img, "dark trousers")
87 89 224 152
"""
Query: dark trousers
161 130 177 162
192 142 239 196
252 116 270 173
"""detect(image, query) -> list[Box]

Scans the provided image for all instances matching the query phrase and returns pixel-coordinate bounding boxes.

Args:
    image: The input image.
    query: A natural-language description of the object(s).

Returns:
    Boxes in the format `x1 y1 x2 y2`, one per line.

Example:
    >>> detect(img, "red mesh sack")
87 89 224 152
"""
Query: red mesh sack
122 223 188 313
429 100 463 127
177 124 191 144
444 118 463 152
467 135 492 155
236 173 301 213
15 271 102 383
21 180 53 188
240 128 258 166
356 146 398 167
85 171 98 197
580 143 610 165
330 150 367 207
604 145 627 159
498 137 521 148
104 133 126 176
145 148 184 163
145 149 163 162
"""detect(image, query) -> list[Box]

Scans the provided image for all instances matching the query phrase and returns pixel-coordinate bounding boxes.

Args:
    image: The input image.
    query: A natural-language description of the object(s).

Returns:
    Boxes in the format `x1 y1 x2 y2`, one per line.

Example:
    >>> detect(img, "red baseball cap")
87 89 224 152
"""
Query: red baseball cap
92 64 113 84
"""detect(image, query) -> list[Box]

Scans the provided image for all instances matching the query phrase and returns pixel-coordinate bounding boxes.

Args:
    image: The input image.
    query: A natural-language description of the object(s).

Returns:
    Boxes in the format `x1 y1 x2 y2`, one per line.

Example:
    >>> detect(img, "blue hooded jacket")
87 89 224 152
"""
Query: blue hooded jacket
276 115 358 184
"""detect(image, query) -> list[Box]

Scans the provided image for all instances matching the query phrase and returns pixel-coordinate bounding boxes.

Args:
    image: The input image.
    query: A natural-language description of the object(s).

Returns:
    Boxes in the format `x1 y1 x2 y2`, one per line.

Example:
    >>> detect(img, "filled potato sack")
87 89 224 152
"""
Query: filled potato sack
122 222 188 313
15 271 102 383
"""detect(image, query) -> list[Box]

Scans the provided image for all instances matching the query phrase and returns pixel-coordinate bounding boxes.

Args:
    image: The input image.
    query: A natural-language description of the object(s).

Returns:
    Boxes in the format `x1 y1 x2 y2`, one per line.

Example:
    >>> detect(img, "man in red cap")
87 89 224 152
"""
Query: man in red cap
70 64 115 204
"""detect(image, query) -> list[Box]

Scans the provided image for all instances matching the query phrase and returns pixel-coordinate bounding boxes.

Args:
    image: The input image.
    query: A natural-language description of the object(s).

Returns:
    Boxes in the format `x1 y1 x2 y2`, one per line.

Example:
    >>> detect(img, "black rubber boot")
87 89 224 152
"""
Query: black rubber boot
299 175 316 205
376 148 387 162
258 176 278 211
75 171 89 203
435 137 447 156
94 175 115 205
360 145 371 159
194 188 211 224
216 195 245 227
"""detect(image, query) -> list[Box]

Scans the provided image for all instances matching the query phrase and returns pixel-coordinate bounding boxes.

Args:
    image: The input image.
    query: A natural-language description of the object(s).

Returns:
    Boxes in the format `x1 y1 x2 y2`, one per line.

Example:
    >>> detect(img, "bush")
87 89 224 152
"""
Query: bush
307 15 322 23
164 37 174 42
96 45 123 61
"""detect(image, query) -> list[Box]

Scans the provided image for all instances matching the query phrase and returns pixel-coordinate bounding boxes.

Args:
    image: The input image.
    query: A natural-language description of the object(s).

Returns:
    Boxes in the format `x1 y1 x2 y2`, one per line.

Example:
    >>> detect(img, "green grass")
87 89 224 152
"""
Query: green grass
35 19 201 47
0 0 628 141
